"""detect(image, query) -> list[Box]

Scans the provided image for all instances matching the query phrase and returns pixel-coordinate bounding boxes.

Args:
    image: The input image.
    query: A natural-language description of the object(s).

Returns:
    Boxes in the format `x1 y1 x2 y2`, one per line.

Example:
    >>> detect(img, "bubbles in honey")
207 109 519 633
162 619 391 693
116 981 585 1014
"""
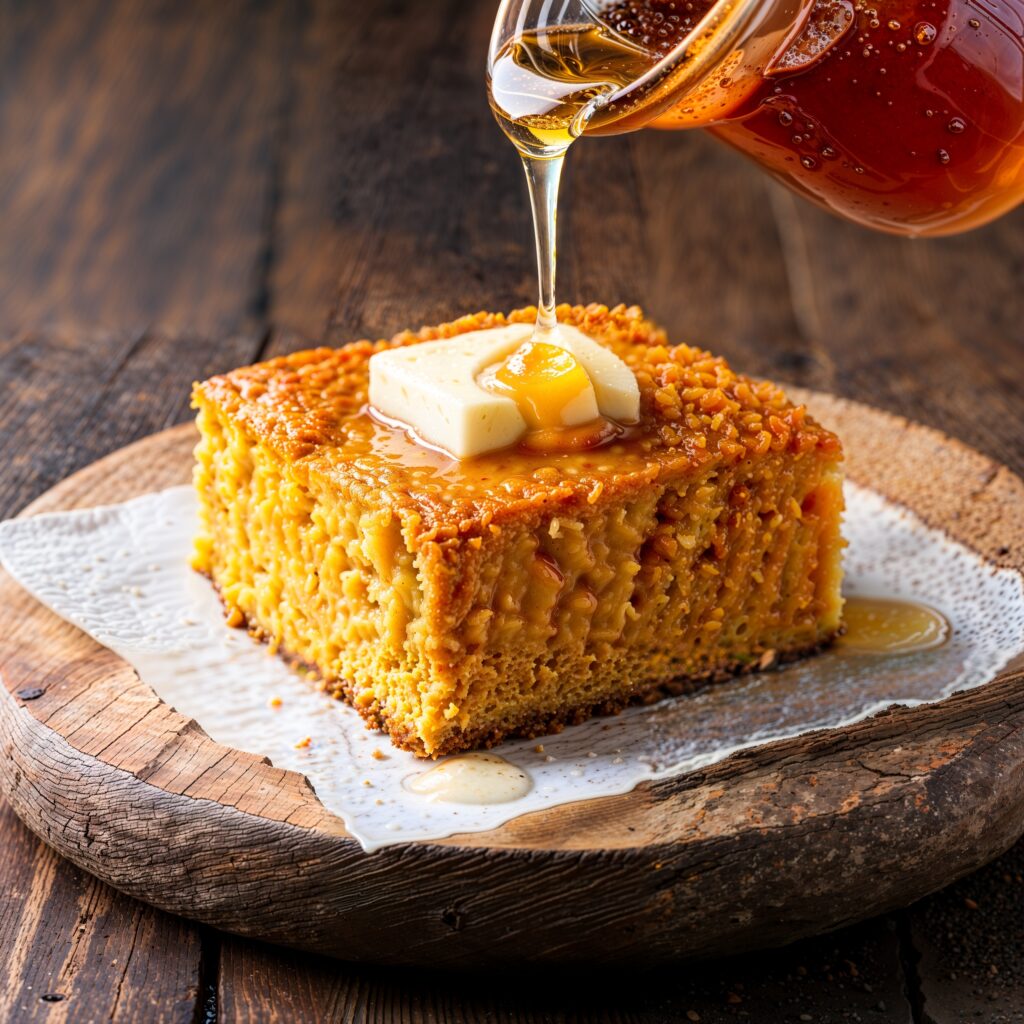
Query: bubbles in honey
602 0 700 55
497 0 1024 236
937 148 951 164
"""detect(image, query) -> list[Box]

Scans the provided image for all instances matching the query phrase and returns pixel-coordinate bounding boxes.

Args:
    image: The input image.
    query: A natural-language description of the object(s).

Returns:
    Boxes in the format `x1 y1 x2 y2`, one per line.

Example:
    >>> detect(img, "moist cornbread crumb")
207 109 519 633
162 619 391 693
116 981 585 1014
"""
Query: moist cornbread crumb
192 304 845 757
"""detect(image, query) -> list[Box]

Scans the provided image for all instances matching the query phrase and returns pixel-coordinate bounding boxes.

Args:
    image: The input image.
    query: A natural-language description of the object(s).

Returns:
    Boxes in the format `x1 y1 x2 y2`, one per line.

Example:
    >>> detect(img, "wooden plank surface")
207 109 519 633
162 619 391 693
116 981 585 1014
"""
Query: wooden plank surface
265 0 540 351
0 802 201 1024
0 0 295 339
767 190 1024 470
0 326 261 517
0 0 1021 1020
217 920 913 1024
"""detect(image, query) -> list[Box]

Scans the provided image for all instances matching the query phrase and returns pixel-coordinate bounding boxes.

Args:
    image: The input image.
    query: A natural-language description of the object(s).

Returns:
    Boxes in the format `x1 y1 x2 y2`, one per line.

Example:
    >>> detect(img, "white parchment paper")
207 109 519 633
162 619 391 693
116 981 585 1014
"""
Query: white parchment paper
2 484 1022 850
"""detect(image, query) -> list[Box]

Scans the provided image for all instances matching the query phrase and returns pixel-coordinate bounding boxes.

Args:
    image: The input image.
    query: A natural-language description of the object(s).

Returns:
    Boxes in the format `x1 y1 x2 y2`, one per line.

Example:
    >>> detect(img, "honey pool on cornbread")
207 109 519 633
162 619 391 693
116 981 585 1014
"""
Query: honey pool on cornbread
192 303 845 757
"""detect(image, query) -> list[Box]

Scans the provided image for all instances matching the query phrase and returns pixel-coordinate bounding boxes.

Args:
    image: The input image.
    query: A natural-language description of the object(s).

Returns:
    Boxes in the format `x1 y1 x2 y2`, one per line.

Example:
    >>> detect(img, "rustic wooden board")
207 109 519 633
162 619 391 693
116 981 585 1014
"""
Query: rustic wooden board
0 799 203 1024
1 392 1023 968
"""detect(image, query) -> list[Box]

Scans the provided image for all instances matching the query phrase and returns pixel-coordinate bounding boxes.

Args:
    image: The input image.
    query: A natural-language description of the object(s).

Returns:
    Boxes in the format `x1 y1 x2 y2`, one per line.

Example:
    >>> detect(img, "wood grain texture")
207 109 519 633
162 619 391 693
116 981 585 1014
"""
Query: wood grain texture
0 0 296 338
264 0 540 351
0 327 262 517
0 801 201 1024
767 190 1024 472
1 395 1022 968
217 918 912 1024
625 132 815 368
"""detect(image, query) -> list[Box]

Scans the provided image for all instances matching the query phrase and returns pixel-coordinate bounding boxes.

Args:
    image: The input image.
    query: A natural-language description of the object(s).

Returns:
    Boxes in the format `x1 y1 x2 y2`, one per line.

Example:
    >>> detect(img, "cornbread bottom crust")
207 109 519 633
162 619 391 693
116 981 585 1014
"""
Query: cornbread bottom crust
191 305 845 758
343 642 835 756
217 583 837 756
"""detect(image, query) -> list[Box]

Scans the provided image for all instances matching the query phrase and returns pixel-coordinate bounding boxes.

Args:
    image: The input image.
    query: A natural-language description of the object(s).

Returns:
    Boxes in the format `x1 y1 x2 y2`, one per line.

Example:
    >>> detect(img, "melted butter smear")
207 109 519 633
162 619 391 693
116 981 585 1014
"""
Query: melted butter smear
404 752 533 805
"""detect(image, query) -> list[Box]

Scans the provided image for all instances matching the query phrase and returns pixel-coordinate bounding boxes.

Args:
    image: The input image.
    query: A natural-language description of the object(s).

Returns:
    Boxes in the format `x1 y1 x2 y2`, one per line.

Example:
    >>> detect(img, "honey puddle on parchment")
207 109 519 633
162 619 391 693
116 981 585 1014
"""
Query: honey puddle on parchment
399 597 951 808
837 596 950 655
400 597 950 806
404 752 533 805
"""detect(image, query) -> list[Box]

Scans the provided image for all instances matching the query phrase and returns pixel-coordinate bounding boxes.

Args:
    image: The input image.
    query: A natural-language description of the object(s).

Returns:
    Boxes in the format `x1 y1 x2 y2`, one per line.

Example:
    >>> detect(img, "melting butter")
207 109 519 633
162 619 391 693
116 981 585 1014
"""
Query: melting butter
479 340 599 429
837 596 949 655
404 752 532 805
368 322 638 459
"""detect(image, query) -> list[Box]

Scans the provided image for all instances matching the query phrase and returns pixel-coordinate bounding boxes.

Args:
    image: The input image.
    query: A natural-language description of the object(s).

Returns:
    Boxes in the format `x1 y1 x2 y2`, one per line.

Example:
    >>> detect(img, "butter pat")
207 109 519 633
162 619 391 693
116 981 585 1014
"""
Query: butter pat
368 322 640 458
369 325 531 458
551 325 640 425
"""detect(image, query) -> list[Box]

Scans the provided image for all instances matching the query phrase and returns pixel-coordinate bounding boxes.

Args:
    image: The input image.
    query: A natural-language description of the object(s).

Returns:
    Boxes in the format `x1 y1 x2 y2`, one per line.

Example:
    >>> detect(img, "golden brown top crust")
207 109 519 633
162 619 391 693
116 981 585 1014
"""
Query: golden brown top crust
194 304 841 546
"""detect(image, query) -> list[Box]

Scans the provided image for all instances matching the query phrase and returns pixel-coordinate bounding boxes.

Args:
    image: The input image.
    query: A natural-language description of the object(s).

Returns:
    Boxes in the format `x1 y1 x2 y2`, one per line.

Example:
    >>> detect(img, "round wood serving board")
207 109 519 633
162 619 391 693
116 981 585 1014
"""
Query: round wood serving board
2 391 1023 968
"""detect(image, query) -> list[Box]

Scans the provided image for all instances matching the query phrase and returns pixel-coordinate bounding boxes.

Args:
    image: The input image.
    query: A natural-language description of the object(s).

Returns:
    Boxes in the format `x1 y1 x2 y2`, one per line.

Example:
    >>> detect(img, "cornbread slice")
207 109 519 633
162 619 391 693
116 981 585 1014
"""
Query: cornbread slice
192 305 844 757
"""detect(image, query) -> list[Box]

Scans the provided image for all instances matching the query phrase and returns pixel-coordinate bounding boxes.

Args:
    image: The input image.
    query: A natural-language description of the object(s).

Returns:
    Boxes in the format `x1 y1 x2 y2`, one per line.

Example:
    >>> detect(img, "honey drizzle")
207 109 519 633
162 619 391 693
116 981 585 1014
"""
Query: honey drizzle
488 24 660 342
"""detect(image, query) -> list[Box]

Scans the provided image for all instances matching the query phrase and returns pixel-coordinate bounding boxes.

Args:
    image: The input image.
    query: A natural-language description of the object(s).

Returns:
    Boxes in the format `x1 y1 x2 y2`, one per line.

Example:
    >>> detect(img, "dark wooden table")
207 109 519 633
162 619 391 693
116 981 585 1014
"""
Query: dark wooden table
0 1 1022 1021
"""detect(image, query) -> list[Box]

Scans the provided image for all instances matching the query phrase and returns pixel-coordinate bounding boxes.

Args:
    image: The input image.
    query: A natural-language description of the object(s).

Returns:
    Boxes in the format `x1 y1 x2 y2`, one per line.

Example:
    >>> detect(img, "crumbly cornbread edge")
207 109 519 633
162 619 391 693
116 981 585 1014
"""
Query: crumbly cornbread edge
216 588 838 757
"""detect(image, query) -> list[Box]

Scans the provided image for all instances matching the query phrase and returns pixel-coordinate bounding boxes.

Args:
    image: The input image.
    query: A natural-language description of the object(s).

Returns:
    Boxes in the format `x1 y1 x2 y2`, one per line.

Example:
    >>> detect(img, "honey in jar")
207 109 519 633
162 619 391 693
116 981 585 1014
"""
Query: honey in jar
490 0 1024 235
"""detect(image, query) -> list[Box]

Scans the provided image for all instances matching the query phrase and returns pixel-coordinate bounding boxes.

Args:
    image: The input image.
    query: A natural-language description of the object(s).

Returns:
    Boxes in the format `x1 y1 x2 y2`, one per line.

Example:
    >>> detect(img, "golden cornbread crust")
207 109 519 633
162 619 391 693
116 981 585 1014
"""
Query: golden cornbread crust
196 303 840 543
193 304 845 757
